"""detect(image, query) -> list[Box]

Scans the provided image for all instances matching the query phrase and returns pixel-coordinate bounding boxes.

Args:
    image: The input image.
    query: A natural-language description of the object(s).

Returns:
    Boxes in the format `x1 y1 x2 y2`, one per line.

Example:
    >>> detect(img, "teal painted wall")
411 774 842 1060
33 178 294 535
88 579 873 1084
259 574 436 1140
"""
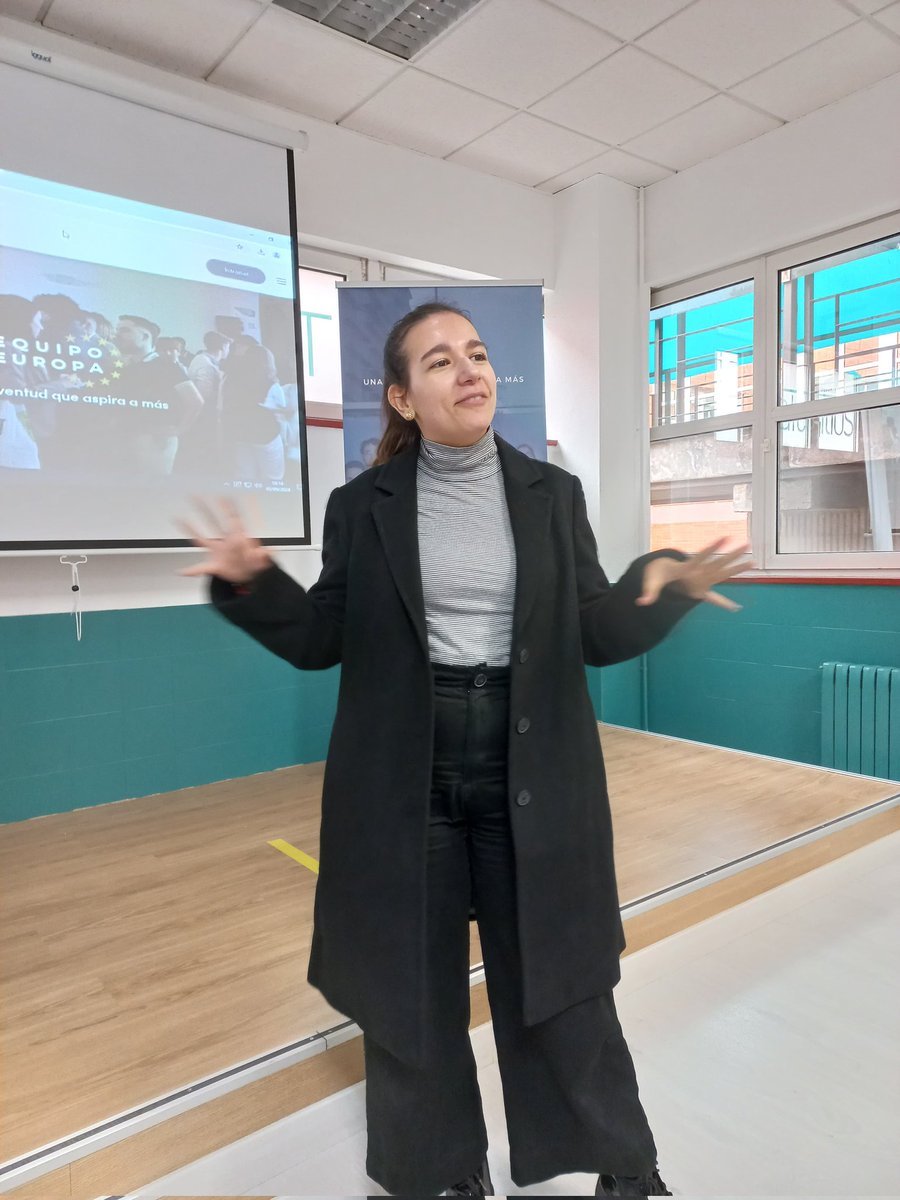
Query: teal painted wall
587 660 645 728
642 582 900 765
597 659 644 729
4 582 897 824
0 605 339 825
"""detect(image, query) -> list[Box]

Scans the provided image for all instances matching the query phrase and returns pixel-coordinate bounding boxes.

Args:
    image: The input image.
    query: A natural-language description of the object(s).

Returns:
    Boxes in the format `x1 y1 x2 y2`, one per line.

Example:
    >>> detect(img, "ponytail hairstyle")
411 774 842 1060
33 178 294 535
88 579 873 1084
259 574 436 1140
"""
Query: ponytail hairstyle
373 301 471 465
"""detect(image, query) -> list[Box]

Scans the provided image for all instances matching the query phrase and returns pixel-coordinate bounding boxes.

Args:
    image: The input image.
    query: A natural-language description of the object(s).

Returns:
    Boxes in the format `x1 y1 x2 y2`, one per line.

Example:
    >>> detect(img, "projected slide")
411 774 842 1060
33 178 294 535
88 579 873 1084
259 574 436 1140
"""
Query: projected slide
0 168 306 546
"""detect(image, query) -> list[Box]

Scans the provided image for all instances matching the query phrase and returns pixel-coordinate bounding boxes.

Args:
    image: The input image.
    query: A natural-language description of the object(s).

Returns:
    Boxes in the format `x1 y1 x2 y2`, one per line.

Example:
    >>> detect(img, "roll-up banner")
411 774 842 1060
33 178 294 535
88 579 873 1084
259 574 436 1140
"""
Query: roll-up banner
336 282 546 481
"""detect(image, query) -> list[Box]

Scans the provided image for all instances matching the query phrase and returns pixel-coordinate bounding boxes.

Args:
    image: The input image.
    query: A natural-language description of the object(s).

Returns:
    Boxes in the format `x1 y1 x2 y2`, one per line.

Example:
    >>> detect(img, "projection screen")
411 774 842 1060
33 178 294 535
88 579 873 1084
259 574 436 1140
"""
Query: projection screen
0 62 309 551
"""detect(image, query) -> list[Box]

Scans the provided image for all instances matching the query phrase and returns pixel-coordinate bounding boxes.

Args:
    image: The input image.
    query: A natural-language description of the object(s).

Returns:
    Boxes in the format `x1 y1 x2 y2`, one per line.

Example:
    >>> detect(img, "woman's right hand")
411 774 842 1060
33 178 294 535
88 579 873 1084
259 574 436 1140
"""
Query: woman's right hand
177 497 273 584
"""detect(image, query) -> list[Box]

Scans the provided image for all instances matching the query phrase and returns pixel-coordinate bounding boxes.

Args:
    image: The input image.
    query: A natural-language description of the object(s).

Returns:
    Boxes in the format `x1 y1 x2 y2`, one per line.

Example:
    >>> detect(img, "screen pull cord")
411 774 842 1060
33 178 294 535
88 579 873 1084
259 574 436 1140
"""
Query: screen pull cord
59 556 87 642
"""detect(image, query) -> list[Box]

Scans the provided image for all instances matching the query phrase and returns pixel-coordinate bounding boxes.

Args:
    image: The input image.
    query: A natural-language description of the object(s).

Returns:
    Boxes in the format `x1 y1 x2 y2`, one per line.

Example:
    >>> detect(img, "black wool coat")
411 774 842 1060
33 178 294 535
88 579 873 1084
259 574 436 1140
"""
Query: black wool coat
211 435 697 1067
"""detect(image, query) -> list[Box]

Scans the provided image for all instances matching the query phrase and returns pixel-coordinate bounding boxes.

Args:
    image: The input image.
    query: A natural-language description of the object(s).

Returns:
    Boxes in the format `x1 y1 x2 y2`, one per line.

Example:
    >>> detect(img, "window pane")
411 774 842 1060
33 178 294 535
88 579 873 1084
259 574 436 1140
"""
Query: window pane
298 265 344 406
777 404 900 552
649 281 753 429
779 235 900 406
651 427 752 553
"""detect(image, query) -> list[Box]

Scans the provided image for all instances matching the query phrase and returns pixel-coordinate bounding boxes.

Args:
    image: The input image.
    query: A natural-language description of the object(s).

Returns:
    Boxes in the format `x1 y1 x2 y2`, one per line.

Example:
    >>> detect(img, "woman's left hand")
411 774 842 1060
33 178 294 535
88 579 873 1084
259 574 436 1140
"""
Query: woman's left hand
636 538 754 612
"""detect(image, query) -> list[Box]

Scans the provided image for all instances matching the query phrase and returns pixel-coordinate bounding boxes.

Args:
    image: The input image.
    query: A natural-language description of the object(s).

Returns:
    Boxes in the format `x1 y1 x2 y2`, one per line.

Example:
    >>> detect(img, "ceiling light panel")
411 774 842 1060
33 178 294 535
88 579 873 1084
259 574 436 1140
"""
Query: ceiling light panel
272 0 483 60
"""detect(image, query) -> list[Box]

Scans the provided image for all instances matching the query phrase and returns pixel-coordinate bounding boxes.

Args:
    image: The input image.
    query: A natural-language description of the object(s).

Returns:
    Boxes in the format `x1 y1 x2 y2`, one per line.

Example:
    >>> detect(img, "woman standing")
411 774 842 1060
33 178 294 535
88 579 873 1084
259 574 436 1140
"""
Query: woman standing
182 303 749 1197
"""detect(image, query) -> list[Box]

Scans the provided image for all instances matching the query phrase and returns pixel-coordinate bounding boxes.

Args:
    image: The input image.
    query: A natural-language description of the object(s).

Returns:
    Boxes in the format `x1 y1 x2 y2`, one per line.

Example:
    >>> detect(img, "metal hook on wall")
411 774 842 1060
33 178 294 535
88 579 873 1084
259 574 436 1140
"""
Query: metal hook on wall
59 555 88 641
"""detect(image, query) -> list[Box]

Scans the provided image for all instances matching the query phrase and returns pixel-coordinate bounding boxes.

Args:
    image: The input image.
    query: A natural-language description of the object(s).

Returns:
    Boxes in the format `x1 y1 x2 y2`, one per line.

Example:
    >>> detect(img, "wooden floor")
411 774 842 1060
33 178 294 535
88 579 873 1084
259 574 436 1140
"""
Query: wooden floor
1 724 896 1166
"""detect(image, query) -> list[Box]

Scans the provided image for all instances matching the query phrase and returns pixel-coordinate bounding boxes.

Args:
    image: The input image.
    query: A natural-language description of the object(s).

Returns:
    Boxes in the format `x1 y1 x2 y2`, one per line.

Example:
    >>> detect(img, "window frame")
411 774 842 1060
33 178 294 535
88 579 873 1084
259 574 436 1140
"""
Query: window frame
295 247 362 420
296 243 366 281
649 211 900 576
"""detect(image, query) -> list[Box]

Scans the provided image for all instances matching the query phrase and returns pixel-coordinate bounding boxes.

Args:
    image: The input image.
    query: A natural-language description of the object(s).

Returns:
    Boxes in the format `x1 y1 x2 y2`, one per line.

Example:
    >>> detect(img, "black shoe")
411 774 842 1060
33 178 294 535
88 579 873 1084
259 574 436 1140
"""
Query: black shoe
443 1156 494 1196
595 1166 672 1196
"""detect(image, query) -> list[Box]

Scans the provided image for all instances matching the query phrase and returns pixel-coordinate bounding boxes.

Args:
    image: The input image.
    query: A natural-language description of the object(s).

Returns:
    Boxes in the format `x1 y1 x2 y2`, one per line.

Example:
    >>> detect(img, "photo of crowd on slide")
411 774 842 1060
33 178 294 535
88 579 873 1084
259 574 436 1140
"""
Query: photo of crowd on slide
0 246 302 488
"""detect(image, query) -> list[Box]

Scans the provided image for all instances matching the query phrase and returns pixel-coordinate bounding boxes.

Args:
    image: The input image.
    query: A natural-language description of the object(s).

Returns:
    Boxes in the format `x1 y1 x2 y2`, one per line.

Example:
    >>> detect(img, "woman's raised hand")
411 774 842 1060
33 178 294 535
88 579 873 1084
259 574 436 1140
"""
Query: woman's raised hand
636 538 754 612
177 497 273 584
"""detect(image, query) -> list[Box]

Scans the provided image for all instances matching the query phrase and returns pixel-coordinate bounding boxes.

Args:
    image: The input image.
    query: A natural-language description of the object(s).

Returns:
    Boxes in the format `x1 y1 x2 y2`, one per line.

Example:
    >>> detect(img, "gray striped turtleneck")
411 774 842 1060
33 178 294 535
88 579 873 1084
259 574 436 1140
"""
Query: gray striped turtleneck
417 427 517 667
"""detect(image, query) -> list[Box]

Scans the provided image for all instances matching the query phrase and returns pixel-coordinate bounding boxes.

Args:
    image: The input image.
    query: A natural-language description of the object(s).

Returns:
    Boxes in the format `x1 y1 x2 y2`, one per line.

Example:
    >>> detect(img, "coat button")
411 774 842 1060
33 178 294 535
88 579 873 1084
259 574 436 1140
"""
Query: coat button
473 672 487 688
516 717 531 734
518 648 529 663
515 789 531 807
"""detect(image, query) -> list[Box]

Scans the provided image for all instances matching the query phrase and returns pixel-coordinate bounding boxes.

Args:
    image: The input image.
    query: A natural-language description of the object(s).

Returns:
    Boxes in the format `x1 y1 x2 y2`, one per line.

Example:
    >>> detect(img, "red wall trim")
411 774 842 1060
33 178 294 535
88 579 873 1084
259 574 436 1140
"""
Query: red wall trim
731 576 900 586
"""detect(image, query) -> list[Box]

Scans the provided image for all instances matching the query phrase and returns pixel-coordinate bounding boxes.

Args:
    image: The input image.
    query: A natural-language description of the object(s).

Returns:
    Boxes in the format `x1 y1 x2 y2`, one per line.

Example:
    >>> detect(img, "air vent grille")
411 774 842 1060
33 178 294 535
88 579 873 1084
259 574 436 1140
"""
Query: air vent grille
273 0 482 61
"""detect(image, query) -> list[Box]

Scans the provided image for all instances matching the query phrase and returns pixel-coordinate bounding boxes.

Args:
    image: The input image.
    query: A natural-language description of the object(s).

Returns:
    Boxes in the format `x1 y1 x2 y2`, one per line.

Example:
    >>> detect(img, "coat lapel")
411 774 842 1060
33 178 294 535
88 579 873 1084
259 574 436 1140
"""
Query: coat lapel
372 445 430 660
495 435 553 638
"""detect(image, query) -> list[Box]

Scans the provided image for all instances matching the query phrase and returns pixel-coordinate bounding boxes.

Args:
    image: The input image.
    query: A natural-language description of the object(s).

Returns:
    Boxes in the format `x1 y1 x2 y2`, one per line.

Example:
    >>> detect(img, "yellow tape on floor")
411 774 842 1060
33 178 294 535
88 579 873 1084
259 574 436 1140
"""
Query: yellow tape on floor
269 838 320 874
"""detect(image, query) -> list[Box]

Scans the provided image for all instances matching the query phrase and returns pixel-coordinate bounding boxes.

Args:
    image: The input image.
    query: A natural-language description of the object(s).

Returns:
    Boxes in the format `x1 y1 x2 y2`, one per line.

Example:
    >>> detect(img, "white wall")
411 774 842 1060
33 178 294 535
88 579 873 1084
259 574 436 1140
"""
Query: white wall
0 17 555 285
545 181 602 516
6 19 899 621
644 71 900 288
296 118 554 285
0 22 555 618
305 425 346 562
545 174 645 579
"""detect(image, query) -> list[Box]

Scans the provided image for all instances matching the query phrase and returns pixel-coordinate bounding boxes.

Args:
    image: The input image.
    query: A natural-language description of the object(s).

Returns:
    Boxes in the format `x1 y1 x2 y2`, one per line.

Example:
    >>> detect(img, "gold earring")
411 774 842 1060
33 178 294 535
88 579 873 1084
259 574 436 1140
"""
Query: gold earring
404 409 416 421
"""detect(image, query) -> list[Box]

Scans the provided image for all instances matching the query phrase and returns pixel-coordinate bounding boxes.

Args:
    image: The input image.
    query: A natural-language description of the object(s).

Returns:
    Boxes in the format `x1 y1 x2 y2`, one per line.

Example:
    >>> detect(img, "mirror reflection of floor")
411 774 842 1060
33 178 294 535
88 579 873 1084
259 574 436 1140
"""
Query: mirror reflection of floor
126 832 900 1198
2 725 897 1174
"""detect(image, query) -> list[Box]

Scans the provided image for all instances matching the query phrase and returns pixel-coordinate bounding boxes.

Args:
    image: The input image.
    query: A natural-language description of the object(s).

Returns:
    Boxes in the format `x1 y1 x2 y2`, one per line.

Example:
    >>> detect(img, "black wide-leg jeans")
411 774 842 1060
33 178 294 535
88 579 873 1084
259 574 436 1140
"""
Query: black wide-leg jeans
364 663 659 1196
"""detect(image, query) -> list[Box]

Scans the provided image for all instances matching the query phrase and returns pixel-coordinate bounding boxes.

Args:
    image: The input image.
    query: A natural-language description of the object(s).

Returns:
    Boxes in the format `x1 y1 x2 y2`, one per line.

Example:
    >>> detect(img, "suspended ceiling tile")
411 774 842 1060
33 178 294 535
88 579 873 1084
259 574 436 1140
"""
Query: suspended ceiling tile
341 69 514 158
537 147 673 192
414 0 621 109
531 45 715 145
842 0 895 12
210 5 403 120
272 0 483 60
43 0 266 77
732 20 900 122
872 1 900 32
447 112 608 187
582 146 674 185
623 94 781 171
544 0 698 41
535 177 567 194
636 0 857 88
4 0 46 20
